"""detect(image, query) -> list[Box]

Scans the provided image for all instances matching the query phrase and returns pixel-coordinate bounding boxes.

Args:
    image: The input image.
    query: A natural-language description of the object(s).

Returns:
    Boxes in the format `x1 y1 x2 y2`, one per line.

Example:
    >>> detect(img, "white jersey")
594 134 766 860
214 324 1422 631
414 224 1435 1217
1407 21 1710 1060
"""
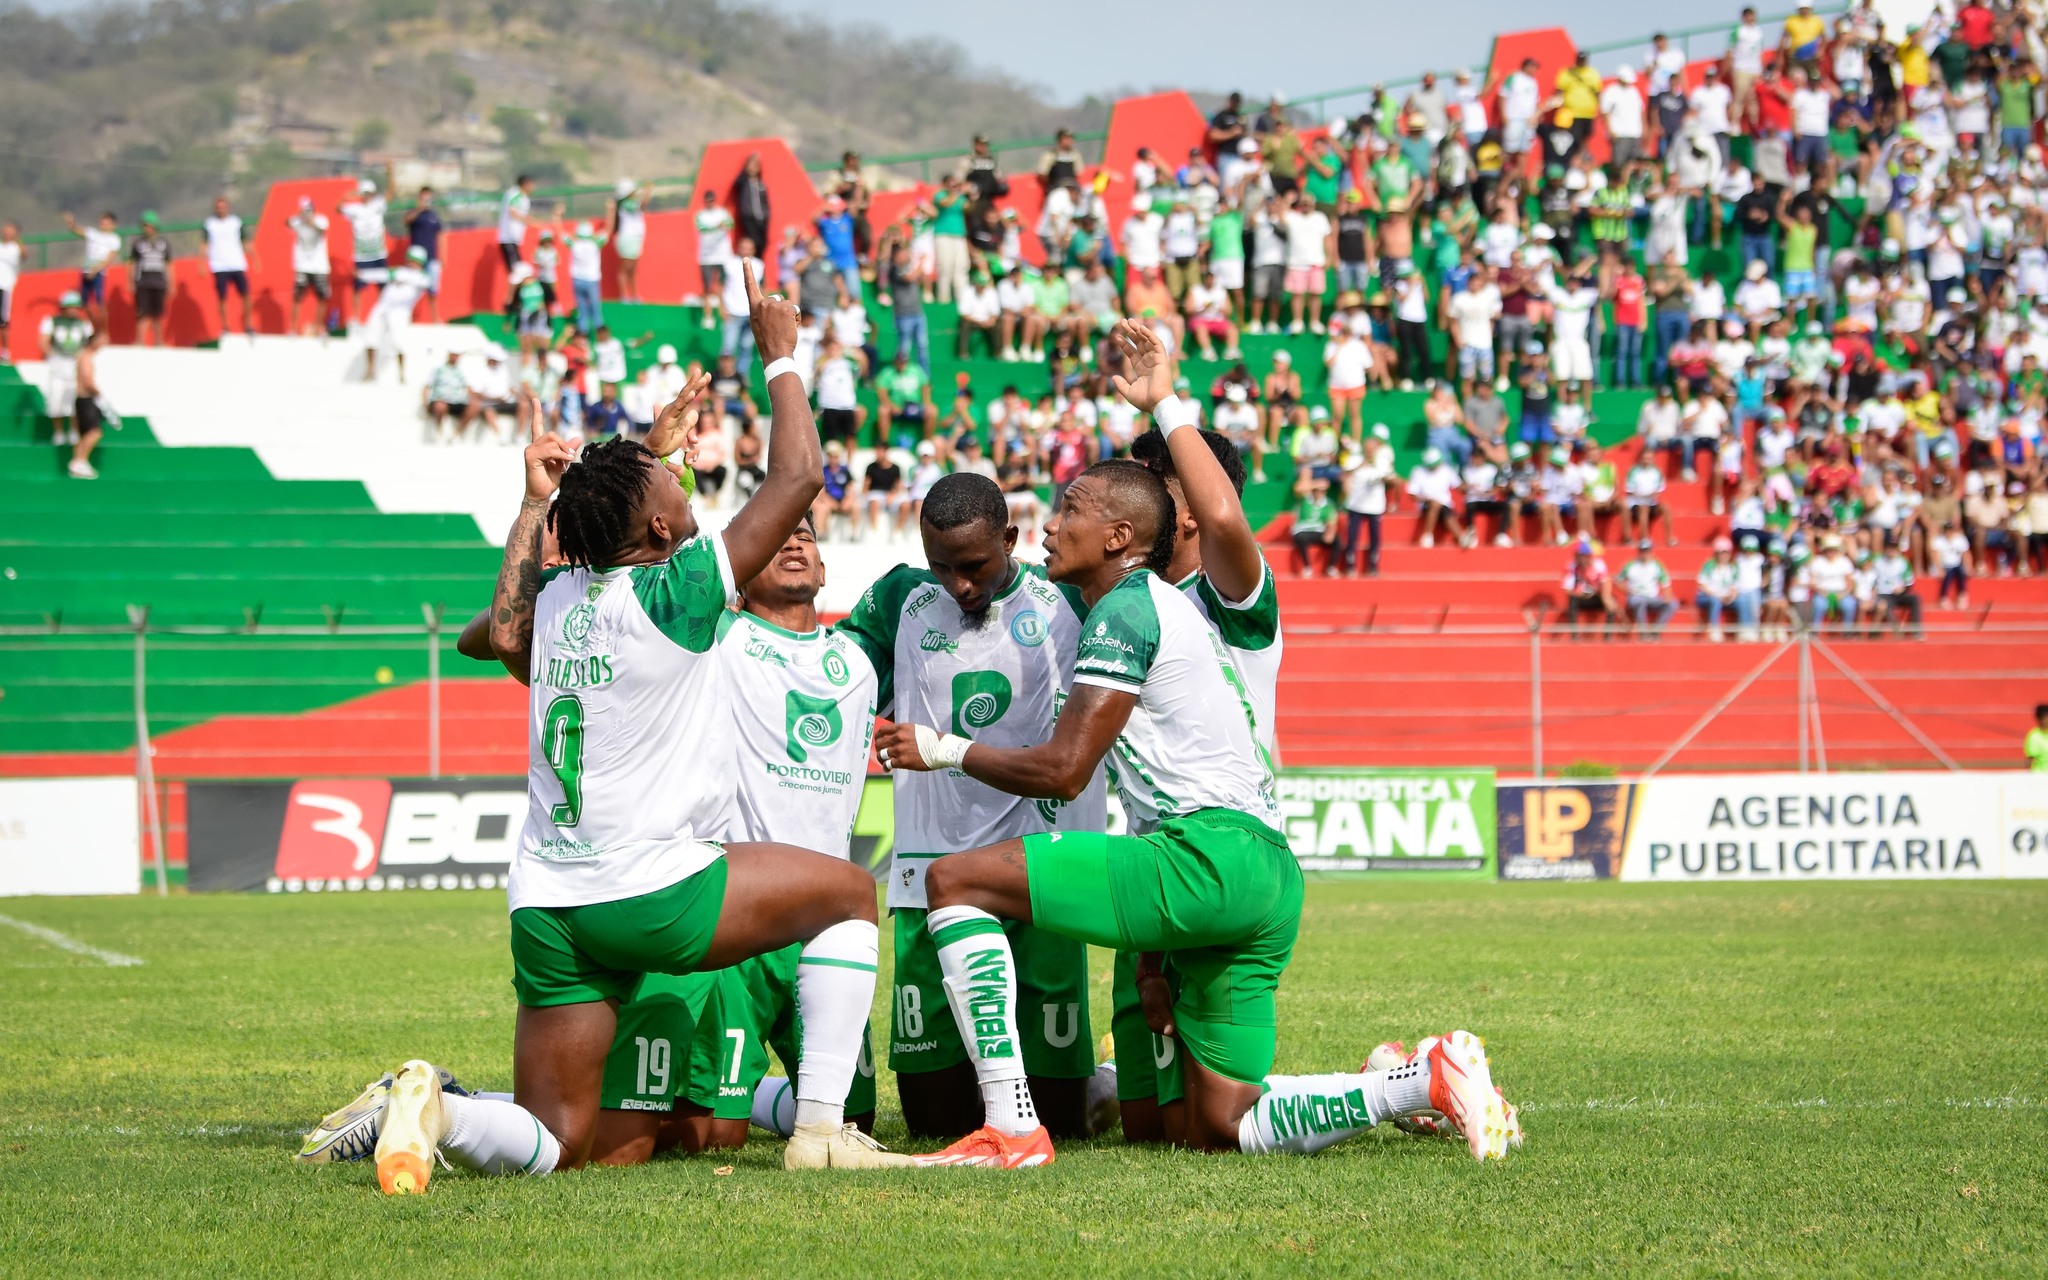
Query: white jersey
511 534 739 912
840 562 1106 907
375 264 430 315
713 609 878 858
1071 569 1279 831
1178 564 1282 763
204 215 247 272
342 197 388 261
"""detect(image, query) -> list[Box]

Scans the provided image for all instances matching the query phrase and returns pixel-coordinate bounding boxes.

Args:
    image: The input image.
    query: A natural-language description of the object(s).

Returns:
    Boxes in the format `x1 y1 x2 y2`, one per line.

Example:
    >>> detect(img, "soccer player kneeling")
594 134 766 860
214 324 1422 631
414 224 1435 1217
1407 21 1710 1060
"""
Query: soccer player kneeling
877 455 1516 1166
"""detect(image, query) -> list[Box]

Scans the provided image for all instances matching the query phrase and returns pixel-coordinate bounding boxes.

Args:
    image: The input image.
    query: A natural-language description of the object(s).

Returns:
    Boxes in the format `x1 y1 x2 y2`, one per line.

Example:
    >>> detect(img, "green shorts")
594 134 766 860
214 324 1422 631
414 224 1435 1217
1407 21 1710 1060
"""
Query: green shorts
1025 808 1302 1087
680 944 877 1120
509 859 730 1007
890 909 1094 1078
1110 948 1185 1105
600 970 719 1112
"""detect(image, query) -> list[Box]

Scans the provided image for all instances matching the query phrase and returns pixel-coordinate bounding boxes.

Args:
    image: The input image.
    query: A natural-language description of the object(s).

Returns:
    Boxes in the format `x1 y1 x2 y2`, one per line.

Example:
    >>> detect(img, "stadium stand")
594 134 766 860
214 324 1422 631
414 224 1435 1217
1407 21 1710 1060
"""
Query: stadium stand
5 3 2047 782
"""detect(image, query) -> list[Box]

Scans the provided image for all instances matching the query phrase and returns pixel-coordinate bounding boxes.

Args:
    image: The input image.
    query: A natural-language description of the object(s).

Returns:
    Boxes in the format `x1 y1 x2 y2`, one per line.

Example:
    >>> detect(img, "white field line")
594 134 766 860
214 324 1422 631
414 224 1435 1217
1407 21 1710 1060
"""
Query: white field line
0 912 144 967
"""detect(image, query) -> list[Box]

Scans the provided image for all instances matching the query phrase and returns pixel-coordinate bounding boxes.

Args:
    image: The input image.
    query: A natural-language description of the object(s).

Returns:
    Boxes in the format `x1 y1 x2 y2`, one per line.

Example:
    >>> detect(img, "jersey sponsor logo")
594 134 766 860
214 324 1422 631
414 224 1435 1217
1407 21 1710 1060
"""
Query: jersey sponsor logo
919 628 958 654
543 654 615 689
906 586 944 616
950 670 1013 737
784 691 844 763
743 633 791 667
533 836 599 860
821 646 852 686
963 949 1017 1062
1074 656 1131 676
1008 610 1048 647
561 603 596 652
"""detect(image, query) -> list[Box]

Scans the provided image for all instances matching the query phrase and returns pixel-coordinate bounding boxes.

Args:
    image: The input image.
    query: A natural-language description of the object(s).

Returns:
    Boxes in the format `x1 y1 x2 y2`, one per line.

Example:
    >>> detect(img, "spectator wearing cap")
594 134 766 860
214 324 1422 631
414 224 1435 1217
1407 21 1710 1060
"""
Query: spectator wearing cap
1561 538 1615 634
1536 444 1583 546
1323 309 1374 439
1407 445 1471 549
1690 63 1734 162
640 341 687 411
1873 536 1924 636
1289 473 1339 577
1260 349 1301 467
1341 423 1396 575
128 210 172 348
1807 533 1858 629
1620 540 1676 637
1601 67 1645 170
1965 468 2019 577
466 347 519 441
1212 381 1264 476
964 132 1008 210
341 177 391 321
1696 536 1742 641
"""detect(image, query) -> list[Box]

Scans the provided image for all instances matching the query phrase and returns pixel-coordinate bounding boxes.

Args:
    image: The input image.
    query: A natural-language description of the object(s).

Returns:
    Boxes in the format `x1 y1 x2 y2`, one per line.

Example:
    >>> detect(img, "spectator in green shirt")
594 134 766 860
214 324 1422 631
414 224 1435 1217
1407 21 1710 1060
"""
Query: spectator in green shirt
1998 61 2039 158
2029 705 2048 771
1290 475 1339 576
931 173 971 303
876 350 934 449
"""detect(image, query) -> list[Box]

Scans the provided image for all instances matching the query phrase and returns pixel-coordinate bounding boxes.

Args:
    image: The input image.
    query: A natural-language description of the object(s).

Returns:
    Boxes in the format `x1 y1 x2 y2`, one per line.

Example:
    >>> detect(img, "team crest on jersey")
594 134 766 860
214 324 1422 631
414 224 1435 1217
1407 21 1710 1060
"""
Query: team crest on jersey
784 691 843 763
951 670 1012 737
561 603 596 652
1008 610 1048 647
920 628 958 654
822 647 852 686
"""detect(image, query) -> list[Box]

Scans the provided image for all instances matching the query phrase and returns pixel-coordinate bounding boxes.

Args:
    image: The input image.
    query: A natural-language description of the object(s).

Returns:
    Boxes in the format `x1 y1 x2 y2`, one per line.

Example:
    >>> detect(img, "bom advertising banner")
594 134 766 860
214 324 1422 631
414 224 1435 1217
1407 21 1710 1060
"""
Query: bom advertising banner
1274 769 1497 876
185 775 911 893
1617 772 2048 882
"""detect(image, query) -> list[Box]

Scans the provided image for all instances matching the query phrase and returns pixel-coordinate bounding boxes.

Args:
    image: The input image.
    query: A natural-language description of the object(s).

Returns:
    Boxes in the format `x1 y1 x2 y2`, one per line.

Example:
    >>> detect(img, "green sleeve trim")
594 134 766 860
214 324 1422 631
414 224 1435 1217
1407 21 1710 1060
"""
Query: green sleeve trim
1194 565 1281 652
835 564 929 713
929 916 1008 950
1074 572 1160 687
1055 580 1087 619
629 536 733 654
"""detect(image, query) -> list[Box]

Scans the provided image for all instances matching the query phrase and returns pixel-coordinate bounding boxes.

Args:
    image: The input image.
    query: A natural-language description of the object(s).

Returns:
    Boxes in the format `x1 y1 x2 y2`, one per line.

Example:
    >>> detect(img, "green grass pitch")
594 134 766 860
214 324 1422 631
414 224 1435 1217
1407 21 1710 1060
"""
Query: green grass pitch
0 880 2043 1277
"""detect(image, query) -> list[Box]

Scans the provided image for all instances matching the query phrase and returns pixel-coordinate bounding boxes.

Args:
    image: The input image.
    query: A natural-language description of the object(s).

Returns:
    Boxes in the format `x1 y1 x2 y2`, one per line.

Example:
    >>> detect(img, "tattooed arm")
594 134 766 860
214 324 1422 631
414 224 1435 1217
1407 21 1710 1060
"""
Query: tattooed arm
490 434 576 685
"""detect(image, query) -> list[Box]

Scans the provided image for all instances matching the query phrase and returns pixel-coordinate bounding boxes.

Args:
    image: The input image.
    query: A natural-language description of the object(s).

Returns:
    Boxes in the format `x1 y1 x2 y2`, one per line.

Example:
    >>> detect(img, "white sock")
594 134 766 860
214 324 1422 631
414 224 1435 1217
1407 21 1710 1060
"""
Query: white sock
751 1076 796 1138
438 1093 561 1175
473 1091 515 1104
1237 1073 1391 1155
927 904 1038 1136
792 919 880 1132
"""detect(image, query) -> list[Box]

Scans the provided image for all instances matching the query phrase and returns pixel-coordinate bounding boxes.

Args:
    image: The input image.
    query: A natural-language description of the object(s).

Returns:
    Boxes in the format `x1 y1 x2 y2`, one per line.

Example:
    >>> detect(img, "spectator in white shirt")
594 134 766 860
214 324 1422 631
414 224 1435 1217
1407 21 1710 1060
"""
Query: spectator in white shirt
1407 446 1472 549
202 196 256 340
1499 58 1542 158
287 197 332 338
1601 67 1645 170
1620 540 1676 636
1689 65 1734 160
1281 192 1334 334
1340 423 1397 575
61 210 121 329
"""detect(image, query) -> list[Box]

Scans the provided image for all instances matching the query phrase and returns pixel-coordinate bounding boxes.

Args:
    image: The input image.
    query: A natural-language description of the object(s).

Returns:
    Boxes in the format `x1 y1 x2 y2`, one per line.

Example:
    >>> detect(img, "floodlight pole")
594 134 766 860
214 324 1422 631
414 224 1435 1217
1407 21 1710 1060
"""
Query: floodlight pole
130 606 168 897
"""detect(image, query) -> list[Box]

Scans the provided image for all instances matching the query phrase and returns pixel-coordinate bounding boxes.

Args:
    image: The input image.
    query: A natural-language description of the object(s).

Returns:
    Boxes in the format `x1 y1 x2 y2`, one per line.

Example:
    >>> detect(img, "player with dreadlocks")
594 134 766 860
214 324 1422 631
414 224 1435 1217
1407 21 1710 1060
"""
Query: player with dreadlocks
325 261 948 1191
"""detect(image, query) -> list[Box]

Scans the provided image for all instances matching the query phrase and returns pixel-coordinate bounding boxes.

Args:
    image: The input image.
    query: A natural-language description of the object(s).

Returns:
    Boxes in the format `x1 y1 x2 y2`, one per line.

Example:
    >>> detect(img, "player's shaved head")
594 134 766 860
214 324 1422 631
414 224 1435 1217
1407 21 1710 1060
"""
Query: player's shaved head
919 473 1018 625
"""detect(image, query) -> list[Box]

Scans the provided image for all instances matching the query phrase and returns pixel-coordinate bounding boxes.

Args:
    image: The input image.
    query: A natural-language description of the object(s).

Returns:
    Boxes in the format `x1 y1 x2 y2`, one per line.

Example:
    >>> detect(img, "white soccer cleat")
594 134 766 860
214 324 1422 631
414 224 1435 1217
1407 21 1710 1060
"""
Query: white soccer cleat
783 1122 920 1170
295 1074 392 1164
374 1060 452 1194
1424 1030 1511 1160
295 1066 469 1165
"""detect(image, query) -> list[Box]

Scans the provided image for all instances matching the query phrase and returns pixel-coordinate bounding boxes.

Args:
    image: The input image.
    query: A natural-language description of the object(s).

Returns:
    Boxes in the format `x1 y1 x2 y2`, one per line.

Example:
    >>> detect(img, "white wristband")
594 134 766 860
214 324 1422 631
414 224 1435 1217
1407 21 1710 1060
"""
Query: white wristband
1154 394 1199 436
762 356 799 385
914 724 973 771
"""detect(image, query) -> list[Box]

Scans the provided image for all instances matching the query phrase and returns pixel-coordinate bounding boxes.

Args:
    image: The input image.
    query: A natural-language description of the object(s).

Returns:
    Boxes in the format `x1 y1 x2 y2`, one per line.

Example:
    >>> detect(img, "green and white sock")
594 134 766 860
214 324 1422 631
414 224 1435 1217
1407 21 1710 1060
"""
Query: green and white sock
792 919 880 1131
1236 1065 1426 1156
927 904 1038 1137
751 1076 795 1137
440 1093 561 1175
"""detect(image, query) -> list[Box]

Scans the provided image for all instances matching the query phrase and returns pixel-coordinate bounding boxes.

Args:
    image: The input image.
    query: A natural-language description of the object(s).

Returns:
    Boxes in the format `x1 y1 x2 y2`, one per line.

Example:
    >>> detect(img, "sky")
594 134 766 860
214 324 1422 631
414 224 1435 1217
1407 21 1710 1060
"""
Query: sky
18 0 1768 103
752 0 1766 102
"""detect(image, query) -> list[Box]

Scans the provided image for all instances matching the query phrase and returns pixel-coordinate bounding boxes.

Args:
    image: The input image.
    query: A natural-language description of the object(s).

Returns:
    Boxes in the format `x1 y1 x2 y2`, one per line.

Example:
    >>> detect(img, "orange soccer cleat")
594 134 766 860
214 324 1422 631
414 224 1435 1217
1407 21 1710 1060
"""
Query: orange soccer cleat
912 1123 1055 1169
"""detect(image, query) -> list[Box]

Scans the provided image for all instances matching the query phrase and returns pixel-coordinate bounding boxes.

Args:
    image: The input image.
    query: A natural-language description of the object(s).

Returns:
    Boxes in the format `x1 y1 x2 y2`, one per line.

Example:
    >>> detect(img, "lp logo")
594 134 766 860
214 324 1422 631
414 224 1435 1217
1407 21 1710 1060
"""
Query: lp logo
1525 788 1592 861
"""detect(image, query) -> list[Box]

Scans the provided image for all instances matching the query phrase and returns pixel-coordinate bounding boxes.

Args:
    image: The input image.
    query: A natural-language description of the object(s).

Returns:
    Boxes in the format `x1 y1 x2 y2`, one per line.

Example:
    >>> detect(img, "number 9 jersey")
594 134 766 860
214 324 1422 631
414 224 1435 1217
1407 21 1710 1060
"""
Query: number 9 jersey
511 535 740 913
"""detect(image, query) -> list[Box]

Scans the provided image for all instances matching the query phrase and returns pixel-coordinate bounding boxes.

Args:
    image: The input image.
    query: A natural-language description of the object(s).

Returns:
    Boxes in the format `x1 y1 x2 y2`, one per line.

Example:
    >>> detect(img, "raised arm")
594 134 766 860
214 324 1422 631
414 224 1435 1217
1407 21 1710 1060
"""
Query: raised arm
874 681 1135 801
489 433 576 685
1109 318 1264 600
719 259 823 586
641 369 714 459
